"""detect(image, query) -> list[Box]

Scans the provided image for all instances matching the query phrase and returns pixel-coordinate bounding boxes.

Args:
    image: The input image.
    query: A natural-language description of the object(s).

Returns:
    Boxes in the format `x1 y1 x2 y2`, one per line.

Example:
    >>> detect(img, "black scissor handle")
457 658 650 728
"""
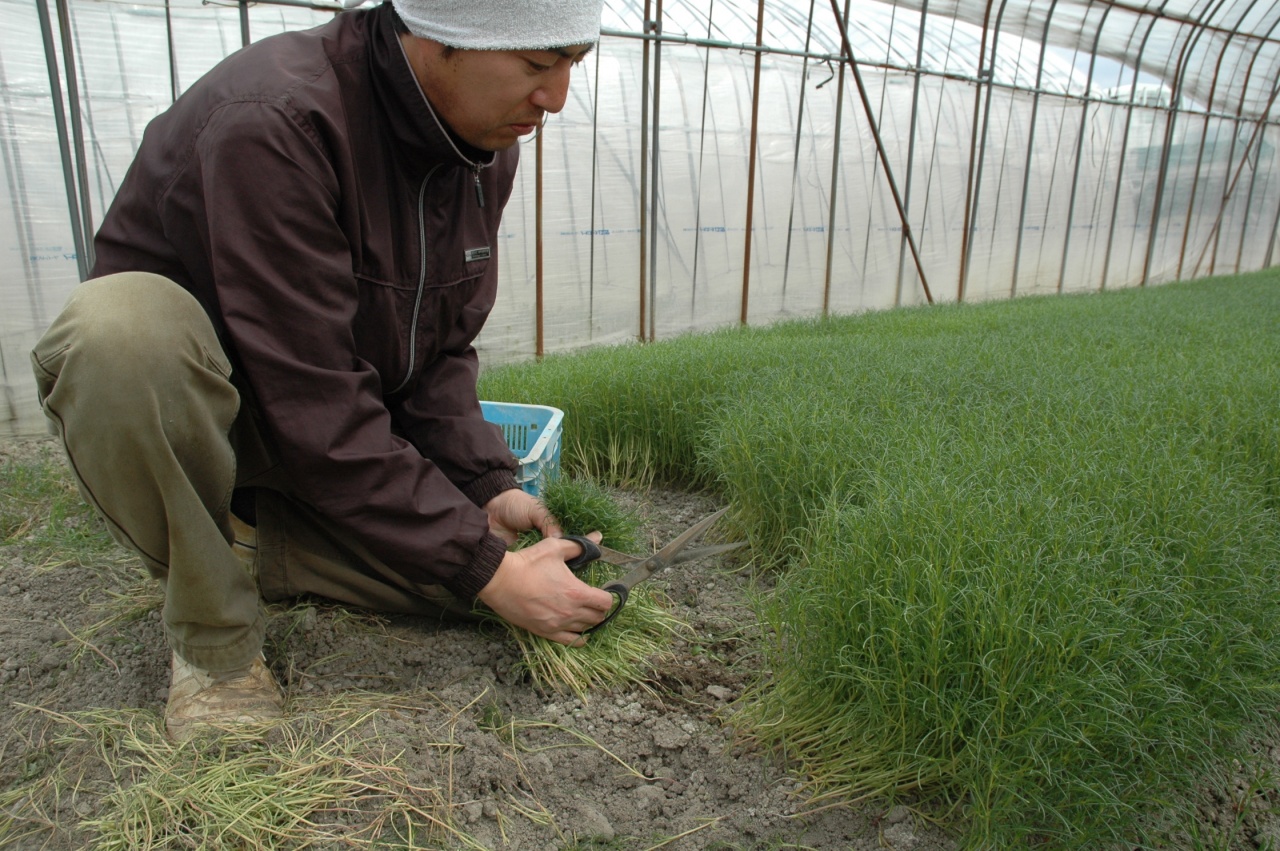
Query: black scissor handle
586 581 629 633
561 534 602 572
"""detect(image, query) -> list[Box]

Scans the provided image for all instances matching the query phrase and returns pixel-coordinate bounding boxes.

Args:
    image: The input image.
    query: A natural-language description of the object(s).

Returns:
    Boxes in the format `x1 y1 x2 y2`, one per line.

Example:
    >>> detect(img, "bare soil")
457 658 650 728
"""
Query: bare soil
1 436 1277 850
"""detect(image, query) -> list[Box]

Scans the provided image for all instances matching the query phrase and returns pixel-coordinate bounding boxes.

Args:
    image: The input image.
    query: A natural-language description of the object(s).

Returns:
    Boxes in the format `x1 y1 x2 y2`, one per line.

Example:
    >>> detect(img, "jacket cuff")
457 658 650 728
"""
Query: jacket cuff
462 467 520 508
446 530 508 602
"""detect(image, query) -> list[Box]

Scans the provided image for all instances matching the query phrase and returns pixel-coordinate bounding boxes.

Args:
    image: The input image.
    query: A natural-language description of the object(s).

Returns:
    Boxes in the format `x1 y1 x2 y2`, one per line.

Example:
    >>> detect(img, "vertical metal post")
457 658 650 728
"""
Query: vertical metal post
535 126 545 360
1230 12 1280 272
239 0 251 47
827 0 933 303
165 0 180 102
822 0 850 317
55 0 95 272
895 0 930 306
1201 0 1265 273
781 0 817 306
35 0 89 281
637 0 651 342
1190 76 1280 275
1142 1 1225 285
1266 149 1280 268
689 0 716 310
1100 9 1162 291
1010 0 1060 297
1175 0 1235 279
647 0 664 341
958 0 996 302
587 40 603 332
740 0 766 326
1059 3 1112 293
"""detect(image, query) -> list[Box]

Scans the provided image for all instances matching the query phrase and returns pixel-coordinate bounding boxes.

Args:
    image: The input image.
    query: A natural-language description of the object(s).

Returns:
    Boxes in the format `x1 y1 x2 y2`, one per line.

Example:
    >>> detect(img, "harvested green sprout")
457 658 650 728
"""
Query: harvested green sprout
499 476 685 699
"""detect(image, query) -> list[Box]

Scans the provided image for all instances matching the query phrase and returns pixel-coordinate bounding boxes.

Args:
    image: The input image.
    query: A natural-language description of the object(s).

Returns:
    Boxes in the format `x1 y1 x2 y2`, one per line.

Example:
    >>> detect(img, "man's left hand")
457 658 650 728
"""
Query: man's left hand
484 488 561 544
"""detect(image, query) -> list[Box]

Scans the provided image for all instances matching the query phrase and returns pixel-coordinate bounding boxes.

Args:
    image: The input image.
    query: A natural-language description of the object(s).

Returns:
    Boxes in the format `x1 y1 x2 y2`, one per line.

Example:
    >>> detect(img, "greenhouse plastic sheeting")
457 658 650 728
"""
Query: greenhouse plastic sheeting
2 0 1278 437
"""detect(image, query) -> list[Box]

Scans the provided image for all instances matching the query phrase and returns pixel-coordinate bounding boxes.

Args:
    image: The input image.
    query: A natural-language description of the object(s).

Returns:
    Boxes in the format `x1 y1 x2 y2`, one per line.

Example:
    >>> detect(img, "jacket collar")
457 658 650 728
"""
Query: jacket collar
369 3 496 181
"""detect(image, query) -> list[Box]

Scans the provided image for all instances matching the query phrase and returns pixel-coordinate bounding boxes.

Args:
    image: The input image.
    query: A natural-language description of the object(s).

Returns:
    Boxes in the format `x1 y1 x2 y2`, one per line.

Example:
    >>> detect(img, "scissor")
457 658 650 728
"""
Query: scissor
560 507 745 632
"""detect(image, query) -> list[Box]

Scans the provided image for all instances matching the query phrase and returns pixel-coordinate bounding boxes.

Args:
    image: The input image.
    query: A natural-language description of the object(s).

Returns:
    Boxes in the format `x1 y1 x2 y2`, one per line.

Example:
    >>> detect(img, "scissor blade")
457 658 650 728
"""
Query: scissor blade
607 509 739 592
582 543 635 566
665 540 746 566
652 507 730 562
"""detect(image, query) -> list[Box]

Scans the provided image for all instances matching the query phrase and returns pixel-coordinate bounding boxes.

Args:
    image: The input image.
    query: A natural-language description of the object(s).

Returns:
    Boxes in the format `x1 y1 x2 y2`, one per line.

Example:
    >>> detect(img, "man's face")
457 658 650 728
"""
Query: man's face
402 36 593 152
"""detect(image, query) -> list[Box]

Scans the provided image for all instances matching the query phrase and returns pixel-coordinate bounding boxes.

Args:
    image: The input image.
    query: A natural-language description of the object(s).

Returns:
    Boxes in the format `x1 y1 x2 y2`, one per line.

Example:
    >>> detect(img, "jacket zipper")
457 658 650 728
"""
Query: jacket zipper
472 165 485 208
390 164 441 395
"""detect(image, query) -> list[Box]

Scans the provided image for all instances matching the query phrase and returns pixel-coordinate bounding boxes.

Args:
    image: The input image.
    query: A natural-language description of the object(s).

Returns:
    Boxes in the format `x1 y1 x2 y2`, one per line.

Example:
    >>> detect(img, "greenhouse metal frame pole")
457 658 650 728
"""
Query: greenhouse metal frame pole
57 0 96 274
1143 0 1226 286
35 0 90 282
1176 0 1240 280
587 42 603 333
960 0 1007 302
895 0 930 307
689 0 716 309
781 0 818 306
1268 152 1280 268
1100 7 1162 291
1010 0 1061 298
648 0 664 340
1230 12 1280 272
822 3 848 316
165 0 180 103
1059 1 1114 294
1196 0 1267 275
958 0 996 302
535 125 545 359
741 0 765 326
638 0 652 342
240 0 251 47
1191 76 1280 275
827 0 933 304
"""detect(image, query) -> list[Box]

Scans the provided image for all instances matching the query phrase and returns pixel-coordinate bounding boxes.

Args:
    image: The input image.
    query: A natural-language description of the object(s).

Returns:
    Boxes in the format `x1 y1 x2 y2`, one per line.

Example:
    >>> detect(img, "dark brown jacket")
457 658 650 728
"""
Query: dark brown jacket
91 2 519 600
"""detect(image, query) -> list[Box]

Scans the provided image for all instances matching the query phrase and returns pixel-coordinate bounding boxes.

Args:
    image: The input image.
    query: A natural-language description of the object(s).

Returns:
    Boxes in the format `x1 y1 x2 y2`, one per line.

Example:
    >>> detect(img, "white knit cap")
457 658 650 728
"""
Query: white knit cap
392 0 605 50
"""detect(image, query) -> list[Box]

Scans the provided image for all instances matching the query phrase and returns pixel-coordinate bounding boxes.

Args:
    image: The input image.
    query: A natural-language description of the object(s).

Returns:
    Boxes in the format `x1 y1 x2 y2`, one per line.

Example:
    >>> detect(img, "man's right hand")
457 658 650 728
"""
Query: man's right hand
476 533 616 647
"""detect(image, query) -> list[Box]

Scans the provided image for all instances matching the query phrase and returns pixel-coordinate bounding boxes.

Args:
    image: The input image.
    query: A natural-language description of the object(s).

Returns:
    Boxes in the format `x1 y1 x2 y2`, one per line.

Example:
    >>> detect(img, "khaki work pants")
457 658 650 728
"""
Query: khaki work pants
31 272 472 673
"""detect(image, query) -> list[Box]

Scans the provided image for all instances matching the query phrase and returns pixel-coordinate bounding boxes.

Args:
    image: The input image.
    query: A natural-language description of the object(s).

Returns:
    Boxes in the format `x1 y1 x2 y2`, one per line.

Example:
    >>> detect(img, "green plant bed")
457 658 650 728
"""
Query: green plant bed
479 270 1280 847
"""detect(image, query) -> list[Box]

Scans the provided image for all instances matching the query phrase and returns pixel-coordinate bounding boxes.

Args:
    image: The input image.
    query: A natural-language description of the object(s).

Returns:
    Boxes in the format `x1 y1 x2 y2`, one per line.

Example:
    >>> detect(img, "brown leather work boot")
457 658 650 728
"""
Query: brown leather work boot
164 651 284 741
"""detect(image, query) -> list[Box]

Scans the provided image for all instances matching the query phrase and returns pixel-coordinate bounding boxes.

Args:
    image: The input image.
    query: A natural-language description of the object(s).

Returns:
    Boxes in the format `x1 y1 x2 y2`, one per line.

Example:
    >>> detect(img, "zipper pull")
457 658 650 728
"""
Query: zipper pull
472 167 485 208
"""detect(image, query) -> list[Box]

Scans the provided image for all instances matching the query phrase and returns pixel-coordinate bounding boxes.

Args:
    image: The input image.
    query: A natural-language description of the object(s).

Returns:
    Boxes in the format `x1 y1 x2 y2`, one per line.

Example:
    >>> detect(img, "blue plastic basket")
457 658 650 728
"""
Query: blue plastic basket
480 401 564 497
